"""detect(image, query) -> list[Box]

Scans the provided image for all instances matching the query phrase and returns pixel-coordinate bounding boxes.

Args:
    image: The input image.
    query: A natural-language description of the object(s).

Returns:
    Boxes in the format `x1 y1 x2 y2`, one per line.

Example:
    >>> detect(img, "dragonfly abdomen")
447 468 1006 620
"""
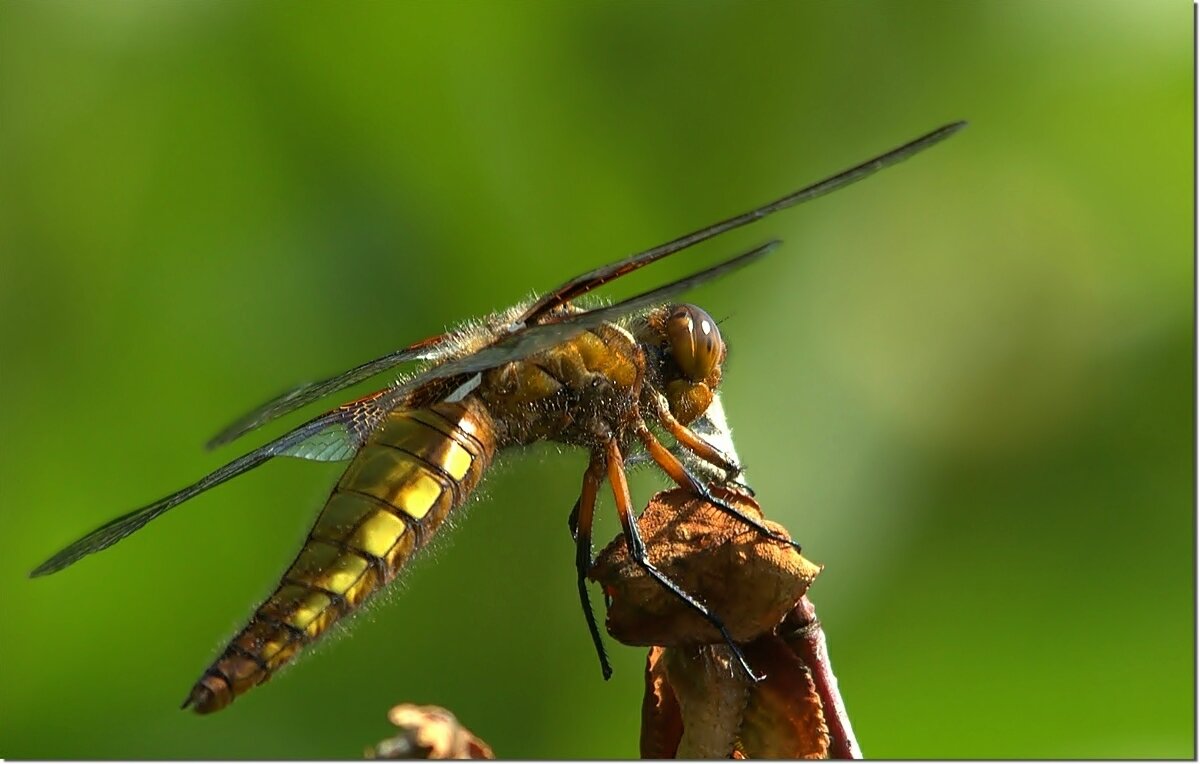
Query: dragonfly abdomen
184 398 495 714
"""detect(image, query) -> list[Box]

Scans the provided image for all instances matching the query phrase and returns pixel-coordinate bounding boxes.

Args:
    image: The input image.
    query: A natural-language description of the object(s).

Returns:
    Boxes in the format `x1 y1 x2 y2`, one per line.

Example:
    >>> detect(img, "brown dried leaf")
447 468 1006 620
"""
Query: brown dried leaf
368 704 494 760
590 487 822 646
736 636 830 759
602 489 843 758
640 647 684 759
641 636 833 759
660 644 754 758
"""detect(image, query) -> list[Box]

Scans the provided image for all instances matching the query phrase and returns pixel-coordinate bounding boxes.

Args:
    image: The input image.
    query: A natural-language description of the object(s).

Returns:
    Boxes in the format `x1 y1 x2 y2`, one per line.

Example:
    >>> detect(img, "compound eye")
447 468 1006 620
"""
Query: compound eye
665 304 724 382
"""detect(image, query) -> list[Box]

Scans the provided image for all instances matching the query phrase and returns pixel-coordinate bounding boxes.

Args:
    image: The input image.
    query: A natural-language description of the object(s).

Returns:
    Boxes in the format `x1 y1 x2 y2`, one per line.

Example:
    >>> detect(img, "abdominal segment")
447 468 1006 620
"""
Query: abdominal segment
184 399 494 714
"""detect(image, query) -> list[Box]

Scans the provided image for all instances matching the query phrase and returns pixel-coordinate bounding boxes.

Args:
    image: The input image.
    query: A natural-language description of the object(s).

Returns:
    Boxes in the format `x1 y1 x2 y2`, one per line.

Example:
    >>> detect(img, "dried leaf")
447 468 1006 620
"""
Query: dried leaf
660 644 753 758
368 704 494 760
590 487 822 646
736 636 830 759
595 489 846 758
640 647 684 759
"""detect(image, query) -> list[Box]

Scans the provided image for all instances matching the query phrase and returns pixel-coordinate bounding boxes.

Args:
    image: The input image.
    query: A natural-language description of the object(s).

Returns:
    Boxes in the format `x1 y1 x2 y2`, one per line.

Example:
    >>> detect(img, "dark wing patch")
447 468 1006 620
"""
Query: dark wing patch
279 422 357 462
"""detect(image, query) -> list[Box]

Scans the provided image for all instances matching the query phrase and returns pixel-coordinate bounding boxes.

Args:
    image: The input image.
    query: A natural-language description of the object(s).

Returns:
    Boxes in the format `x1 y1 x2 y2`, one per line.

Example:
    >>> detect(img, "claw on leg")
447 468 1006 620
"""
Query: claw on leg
602 436 762 683
633 422 800 553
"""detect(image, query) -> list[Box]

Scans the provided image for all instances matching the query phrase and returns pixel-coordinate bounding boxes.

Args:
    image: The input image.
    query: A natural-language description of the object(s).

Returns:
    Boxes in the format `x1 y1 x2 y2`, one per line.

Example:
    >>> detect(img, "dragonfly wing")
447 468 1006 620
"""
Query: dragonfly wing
277 390 396 461
375 239 777 412
206 332 450 450
32 239 771 577
520 121 966 324
209 123 968 443
30 399 386 578
278 421 357 462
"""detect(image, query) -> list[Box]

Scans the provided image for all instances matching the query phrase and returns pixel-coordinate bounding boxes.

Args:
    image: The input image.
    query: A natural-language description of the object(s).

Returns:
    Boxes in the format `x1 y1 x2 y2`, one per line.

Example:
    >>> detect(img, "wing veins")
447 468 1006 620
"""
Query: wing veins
372 239 778 412
30 122 965 577
30 238 772 577
206 122 965 445
206 332 447 450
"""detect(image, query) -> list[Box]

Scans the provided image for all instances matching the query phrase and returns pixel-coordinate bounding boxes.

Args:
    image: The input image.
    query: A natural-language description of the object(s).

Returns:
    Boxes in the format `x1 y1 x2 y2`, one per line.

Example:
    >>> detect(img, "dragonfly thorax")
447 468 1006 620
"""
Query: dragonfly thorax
475 319 646 450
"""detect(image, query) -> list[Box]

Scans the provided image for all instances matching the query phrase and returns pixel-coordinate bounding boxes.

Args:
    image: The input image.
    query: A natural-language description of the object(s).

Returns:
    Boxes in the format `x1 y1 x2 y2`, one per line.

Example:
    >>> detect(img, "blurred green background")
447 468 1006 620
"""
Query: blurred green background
0 0 1191 759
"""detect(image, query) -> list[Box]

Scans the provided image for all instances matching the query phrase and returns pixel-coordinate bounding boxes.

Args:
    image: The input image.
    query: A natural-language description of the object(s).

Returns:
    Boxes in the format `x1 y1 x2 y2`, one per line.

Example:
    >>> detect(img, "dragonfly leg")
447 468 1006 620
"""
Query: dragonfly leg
633 421 800 552
571 452 613 680
602 437 763 683
649 395 744 482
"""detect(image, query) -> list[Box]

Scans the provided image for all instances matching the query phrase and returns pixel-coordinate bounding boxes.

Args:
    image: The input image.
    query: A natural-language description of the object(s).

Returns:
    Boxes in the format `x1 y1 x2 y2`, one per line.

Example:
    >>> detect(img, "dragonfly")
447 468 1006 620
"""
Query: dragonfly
30 121 965 714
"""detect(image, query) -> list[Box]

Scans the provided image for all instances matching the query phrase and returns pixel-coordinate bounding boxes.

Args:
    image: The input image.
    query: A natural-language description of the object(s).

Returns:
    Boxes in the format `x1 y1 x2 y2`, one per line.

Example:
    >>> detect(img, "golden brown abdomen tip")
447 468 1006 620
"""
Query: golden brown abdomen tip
182 674 230 714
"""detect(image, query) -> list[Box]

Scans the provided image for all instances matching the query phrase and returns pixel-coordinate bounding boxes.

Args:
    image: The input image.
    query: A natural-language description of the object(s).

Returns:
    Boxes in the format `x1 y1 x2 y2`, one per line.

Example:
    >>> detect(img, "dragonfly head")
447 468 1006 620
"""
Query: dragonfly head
640 303 726 425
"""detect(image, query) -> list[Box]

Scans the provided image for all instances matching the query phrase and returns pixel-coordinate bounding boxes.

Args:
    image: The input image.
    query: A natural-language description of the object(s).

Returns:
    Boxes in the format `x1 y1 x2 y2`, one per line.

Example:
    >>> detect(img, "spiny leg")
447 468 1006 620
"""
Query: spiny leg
633 420 799 552
602 437 763 682
571 453 613 680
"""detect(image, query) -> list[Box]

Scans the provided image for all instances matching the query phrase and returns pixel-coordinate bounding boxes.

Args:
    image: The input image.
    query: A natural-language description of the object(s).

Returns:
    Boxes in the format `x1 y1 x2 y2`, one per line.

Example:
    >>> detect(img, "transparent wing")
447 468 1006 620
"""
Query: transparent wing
520 121 966 324
206 122 966 447
278 421 358 462
373 239 778 412
206 331 450 450
29 398 386 578
31 239 772 578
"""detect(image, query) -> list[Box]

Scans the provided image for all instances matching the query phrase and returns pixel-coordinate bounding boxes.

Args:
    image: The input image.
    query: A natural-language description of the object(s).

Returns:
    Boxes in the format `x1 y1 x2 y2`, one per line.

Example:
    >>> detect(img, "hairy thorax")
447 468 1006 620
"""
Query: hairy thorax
476 321 644 449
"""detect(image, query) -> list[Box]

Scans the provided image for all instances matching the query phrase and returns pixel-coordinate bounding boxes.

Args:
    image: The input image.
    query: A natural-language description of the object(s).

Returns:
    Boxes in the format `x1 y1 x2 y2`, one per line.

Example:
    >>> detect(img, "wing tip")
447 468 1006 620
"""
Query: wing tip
917 120 968 150
28 559 61 578
206 420 255 450
204 431 236 451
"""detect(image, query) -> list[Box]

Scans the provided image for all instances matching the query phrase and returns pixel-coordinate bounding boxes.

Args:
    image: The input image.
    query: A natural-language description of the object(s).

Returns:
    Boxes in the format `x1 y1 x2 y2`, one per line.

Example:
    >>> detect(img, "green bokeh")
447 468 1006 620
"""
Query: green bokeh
0 1 1191 758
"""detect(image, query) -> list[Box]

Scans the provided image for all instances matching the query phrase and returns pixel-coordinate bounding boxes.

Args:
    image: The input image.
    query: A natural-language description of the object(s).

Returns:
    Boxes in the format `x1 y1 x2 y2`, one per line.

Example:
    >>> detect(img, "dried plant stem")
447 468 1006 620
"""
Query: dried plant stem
783 596 862 759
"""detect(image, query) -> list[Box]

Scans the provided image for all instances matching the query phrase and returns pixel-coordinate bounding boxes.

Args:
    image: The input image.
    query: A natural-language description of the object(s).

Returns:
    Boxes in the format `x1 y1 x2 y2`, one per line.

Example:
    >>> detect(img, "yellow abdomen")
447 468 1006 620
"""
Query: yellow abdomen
184 398 495 713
